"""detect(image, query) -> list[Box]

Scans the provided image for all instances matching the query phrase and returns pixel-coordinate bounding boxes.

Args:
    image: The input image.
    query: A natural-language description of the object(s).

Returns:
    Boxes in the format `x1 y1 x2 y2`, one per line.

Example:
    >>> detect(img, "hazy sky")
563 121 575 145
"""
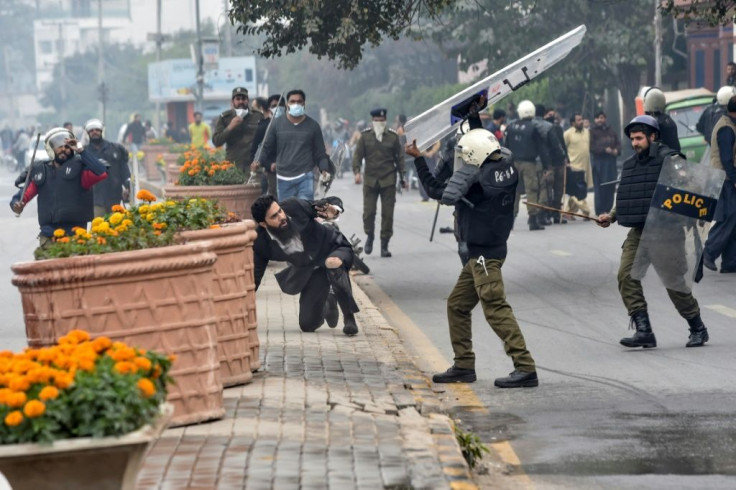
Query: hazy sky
125 0 227 45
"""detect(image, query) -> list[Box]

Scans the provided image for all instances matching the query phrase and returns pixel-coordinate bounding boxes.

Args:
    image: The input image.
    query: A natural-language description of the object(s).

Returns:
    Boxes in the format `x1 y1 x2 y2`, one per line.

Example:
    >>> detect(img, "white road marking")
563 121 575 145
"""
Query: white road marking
705 304 736 319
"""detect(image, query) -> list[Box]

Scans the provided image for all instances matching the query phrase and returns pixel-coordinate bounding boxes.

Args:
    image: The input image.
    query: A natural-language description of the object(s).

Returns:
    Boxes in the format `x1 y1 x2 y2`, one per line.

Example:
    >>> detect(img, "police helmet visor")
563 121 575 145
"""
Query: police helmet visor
47 130 74 151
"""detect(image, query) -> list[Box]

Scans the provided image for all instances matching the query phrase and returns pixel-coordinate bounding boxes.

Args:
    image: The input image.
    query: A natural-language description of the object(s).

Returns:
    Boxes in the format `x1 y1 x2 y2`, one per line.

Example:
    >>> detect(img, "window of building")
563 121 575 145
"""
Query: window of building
695 50 705 88
245 69 253 83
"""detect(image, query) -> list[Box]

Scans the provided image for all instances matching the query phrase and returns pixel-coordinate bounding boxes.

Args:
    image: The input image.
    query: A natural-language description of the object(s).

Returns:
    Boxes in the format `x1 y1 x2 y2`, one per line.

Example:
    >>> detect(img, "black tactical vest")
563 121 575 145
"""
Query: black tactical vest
33 158 94 227
505 119 539 162
616 142 681 228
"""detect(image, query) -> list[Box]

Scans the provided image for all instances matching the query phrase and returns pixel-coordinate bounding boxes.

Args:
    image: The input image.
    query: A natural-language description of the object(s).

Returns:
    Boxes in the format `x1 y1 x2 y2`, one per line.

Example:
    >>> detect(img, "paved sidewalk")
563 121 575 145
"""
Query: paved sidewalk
137 269 477 490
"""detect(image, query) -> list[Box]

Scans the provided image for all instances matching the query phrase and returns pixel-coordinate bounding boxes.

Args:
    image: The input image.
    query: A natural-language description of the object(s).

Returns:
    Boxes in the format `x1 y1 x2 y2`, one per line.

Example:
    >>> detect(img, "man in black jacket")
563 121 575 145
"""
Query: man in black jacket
597 115 708 349
84 119 130 216
251 195 360 336
405 111 538 389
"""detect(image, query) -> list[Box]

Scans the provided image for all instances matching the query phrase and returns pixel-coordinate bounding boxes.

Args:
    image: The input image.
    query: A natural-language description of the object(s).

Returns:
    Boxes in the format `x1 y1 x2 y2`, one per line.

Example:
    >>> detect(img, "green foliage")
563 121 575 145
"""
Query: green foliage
228 0 453 69
660 0 735 26
176 147 247 185
454 423 489 469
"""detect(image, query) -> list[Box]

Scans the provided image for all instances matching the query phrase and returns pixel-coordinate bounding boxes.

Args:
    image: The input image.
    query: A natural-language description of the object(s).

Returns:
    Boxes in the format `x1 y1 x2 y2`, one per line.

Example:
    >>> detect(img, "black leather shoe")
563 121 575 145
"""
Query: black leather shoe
703 254 717 272
380 239 392 257
432 365 476 383
342 315 358 336
494 370 538 388
364 235 374 255
323 293 338 328
720 267 736 273
528 215 545 231
620 310 657 348
686 315 709 347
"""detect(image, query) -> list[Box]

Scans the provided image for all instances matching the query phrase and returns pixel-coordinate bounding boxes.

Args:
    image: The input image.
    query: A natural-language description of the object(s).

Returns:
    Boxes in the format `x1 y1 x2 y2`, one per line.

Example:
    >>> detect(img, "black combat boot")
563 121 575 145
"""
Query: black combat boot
323 291 339 328
342 313 359 336
620 310 657 348
380 239 392 257
685 315 709 347
432 365 477 383
528 215 545 231
364 234 374 255
494 370 538 388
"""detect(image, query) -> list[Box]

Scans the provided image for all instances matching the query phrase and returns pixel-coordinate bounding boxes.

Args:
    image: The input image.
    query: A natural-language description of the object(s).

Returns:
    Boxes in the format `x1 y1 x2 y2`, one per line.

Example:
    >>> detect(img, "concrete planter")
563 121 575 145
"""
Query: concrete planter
11 242 225 427
163 183 262 220
177 221 259 385
0 404 172 490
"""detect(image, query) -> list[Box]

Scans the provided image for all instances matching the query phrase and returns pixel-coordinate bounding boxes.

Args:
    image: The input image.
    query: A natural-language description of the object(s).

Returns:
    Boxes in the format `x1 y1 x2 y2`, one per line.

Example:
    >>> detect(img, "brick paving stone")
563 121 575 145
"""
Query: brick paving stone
137 269 476 489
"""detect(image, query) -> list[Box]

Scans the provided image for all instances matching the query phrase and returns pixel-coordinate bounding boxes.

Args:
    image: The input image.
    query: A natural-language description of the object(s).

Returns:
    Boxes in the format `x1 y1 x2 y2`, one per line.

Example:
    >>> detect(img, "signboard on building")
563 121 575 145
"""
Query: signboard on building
147 56 257 102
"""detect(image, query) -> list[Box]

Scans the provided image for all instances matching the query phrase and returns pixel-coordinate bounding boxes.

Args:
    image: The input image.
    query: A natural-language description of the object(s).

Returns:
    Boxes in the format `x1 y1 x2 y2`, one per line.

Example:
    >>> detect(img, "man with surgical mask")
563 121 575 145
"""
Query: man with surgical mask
252 89 332 200
213 87 263 174
352 108 407 257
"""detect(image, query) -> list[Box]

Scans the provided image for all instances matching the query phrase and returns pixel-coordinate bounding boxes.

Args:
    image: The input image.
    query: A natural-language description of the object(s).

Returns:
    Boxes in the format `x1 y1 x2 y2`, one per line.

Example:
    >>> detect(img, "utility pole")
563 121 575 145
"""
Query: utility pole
155 0 162 135
223 0 232 57
654 0 662 87
195 0 204 113
58 23 67 122
97 0 106 124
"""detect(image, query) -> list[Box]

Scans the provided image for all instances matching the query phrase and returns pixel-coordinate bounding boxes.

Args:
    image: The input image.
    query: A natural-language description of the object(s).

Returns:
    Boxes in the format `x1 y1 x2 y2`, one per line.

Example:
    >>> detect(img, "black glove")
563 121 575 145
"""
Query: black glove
441 164 479 206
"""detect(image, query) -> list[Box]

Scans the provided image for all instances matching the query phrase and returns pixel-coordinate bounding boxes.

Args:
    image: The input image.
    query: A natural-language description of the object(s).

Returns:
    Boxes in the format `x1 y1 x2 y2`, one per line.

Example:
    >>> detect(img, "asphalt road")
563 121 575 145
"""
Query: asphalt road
328 175 736 489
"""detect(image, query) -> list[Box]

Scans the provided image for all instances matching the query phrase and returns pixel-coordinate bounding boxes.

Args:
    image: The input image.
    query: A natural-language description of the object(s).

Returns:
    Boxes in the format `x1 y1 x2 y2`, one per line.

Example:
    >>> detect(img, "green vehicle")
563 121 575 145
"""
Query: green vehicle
664 88 715 163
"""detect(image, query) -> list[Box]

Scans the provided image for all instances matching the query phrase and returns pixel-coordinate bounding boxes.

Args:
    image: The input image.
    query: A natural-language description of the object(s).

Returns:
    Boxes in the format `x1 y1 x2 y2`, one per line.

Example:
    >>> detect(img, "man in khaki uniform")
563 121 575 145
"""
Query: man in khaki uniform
212 87 263 174
564 112 592 217
353 108 407 257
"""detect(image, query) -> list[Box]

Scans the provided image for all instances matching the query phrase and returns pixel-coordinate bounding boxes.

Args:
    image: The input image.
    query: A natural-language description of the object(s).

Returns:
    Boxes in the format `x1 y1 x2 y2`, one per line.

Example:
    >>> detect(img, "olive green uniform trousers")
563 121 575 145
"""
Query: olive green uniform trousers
363 182 396 241
513 160 547 217
447 257 536 372
618 227 700 318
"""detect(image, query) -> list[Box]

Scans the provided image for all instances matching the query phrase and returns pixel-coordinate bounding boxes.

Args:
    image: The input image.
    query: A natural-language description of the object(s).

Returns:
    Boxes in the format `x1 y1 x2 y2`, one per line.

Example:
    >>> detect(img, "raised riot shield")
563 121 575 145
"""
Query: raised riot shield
631 156 725 293
405 25 586 152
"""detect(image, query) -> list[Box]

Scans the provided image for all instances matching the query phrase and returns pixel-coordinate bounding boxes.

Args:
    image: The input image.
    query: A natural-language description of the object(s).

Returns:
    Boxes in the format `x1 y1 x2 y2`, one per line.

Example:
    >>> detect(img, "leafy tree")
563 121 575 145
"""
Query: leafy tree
0 0 37 110
660 0 736 26
228 0 453 69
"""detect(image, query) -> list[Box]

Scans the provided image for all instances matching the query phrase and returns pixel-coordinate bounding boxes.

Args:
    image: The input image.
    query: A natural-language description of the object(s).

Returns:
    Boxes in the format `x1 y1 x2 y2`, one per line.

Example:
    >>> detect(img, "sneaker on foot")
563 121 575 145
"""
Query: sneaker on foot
432 365 477 383
494 370 538 388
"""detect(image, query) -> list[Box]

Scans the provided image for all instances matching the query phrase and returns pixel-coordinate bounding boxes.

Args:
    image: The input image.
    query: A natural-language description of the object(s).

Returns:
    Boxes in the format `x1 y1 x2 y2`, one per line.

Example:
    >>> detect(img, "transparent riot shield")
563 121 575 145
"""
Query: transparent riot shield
631 156 726 293
405 25 586 152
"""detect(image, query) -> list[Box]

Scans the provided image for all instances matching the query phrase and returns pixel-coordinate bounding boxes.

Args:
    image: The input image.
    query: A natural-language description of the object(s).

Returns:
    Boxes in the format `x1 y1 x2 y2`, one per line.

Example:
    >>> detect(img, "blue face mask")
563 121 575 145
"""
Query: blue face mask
273 106 285 118
288 104 305 117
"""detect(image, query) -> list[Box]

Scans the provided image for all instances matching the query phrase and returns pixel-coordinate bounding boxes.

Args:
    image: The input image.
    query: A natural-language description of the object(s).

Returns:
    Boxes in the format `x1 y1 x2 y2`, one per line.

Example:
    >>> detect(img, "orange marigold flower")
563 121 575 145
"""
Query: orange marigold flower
4 410 23 427
0 351 13 358
133 357 152 371
114 361 137 374
69 330 90 342
91 336 112 353
136 189 157 202
0 388 11 404
152 365 162 379
111 204 126 213
57 237 70 243
168 354 177 363
188 169 197 176
54 373 74 389
53 229 66 238
152 222 167 230
97 237 107 245
78 358 95 372
8 377 30 392
209 224 221 229
7 391 27 408
137 378 156 398
39 386 59 400
23 400 45 418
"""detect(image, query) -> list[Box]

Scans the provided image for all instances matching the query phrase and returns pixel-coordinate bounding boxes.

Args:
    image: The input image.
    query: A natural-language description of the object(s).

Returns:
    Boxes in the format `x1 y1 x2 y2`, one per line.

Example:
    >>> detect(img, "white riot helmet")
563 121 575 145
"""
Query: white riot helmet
454 129 501 170
517 100 535 119
643 87 666 113
44 127 75 160
716 86 736 106
84 118 104 134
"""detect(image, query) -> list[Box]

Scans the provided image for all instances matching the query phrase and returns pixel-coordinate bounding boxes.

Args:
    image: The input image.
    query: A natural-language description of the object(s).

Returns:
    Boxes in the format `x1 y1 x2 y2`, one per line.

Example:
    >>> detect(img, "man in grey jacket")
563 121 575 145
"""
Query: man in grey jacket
253 89 331 200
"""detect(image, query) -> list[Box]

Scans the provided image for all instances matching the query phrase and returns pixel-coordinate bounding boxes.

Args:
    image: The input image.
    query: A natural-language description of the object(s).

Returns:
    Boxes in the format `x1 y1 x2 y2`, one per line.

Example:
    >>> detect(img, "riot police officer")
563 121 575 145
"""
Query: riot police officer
352 108 407 257
597 115 708 349
505 100 551 230
84 119 130 216
10 127 108 247
643 87 681 152
406 115 538 389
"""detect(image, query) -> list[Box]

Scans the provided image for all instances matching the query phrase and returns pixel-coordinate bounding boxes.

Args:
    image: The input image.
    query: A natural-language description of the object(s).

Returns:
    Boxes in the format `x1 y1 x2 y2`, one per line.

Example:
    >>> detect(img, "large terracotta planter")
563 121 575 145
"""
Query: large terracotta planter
140 143 169 181
163 183 261 219
11 242 225 427
177 221 259 385
0 404 172 490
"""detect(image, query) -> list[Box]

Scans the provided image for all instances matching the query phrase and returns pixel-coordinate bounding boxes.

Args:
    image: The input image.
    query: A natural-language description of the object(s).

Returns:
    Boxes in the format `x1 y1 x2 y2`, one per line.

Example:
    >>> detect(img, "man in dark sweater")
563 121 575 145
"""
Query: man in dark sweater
253 89 331 200
589 111 621 215
251 195 360 336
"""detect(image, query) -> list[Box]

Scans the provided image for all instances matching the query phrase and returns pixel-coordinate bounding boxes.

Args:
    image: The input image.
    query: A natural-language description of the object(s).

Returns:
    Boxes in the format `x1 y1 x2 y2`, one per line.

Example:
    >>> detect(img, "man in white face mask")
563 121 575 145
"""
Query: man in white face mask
352 108 408 257
212 87 263 174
